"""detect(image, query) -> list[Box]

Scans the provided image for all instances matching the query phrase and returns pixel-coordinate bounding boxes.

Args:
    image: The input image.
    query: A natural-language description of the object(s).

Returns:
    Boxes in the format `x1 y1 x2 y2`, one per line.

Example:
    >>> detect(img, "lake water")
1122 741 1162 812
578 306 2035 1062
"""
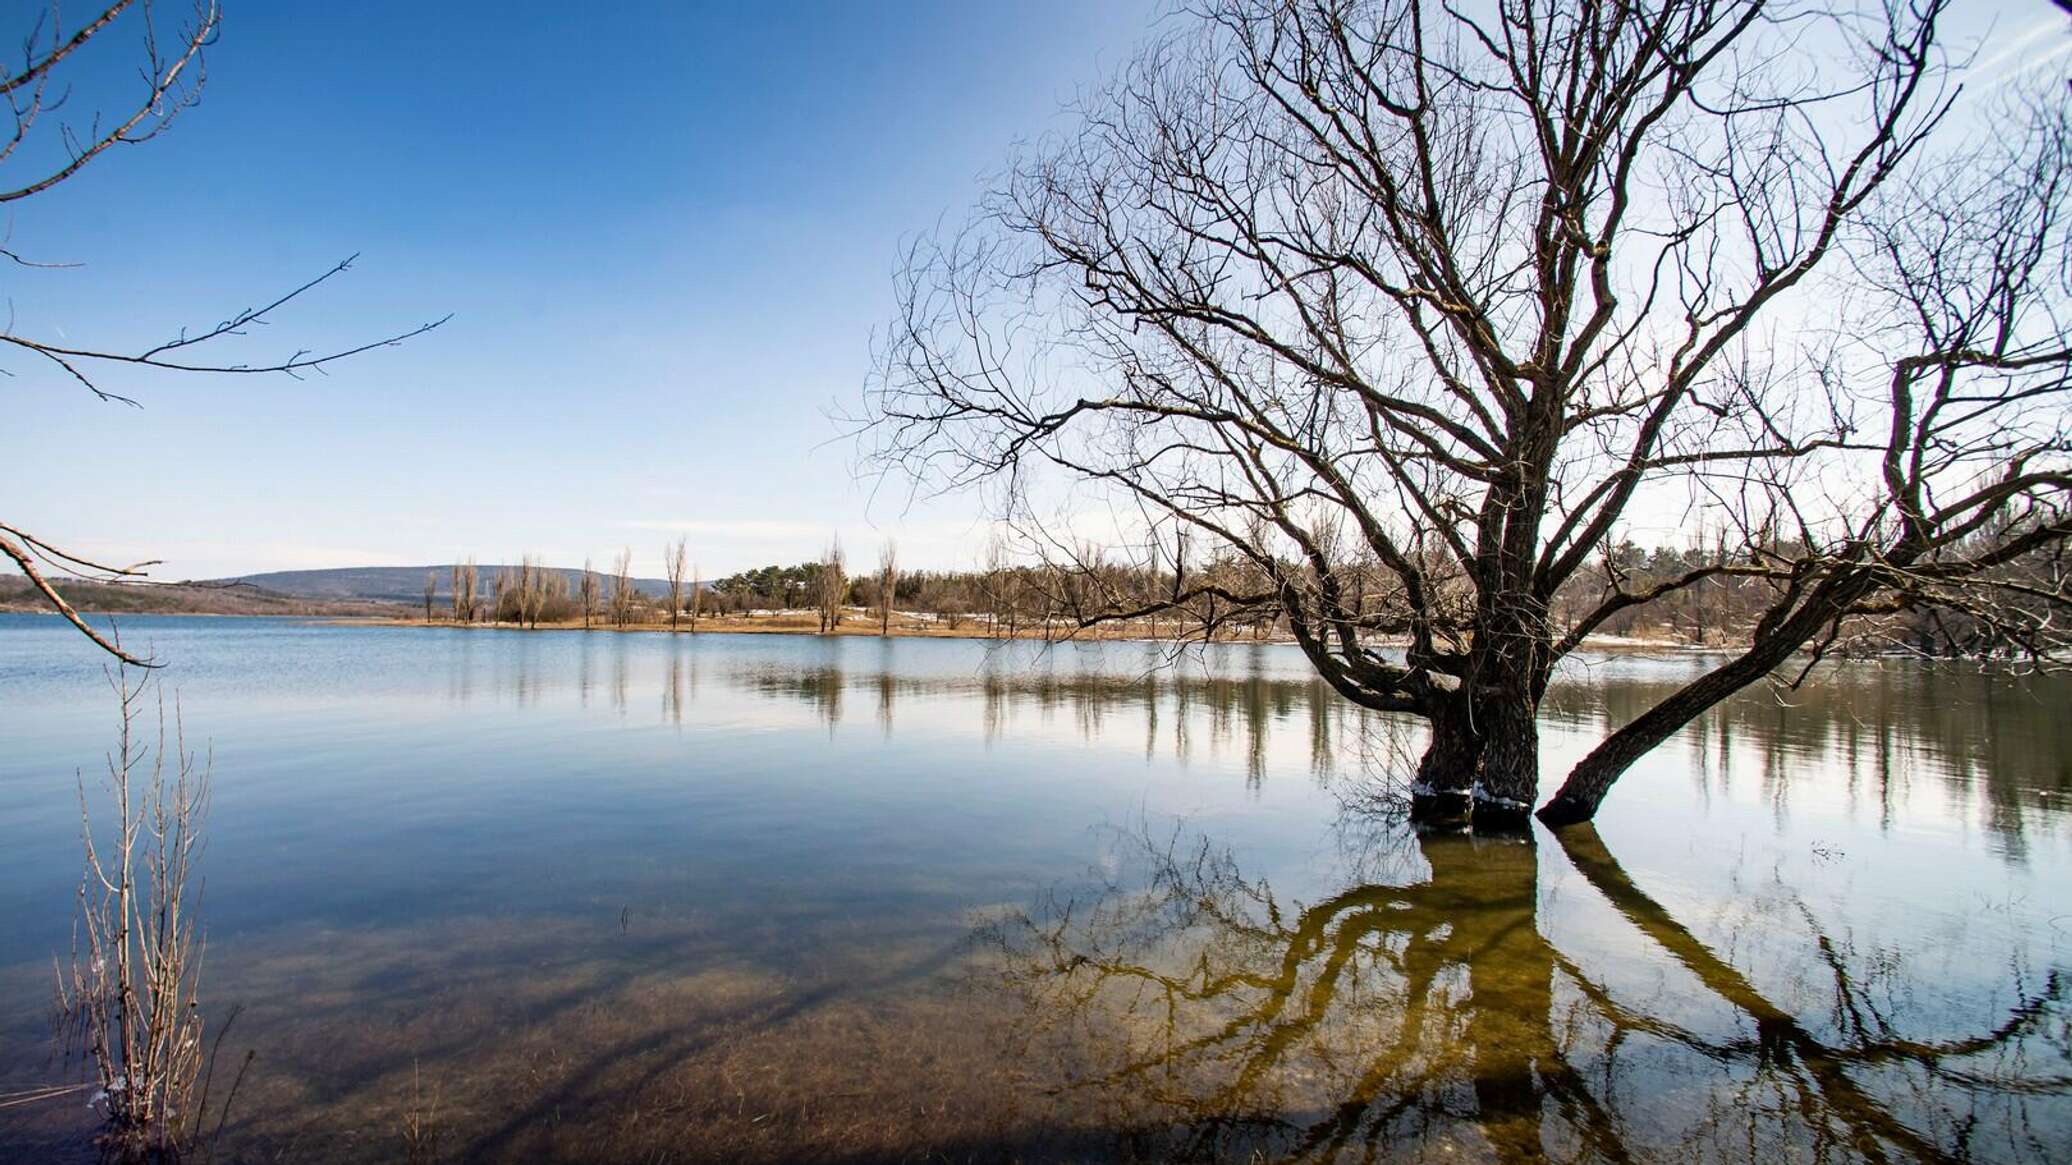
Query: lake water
0 614 2066 1162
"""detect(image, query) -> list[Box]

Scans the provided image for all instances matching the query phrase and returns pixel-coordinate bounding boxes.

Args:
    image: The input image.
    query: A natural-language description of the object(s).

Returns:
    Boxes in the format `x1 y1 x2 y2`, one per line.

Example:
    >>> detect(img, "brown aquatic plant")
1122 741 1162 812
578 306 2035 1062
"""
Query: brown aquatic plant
53 663 211 1159
401 1060 443 1165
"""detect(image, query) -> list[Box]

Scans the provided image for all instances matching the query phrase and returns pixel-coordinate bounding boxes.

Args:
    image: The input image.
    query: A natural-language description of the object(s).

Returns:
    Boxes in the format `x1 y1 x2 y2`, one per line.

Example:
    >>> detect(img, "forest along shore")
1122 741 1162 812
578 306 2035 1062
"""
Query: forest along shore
354 612 1728 651
0 576 1804 651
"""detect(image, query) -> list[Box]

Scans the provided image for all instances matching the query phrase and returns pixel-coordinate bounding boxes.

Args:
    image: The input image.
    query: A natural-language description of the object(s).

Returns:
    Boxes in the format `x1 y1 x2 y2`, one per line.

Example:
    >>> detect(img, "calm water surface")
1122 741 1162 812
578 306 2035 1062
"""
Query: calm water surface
0 615 2066 1162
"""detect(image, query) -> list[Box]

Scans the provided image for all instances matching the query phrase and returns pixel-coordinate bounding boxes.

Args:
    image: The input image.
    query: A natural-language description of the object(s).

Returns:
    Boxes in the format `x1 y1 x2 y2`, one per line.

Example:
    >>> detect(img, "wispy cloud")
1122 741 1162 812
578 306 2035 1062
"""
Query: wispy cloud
612 519 828 539
1964 15 2072 91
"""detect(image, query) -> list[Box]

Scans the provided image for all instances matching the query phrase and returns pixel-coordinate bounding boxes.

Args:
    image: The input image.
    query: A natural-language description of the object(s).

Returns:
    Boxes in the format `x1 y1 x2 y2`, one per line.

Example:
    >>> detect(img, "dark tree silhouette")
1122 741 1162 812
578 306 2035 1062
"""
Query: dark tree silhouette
866 0 2072 827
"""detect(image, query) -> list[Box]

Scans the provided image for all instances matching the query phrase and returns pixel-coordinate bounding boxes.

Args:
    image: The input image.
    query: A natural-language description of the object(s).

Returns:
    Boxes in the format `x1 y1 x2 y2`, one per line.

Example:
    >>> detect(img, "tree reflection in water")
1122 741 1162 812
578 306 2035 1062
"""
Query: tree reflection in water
715 648 2071 855
981 821 2068 1163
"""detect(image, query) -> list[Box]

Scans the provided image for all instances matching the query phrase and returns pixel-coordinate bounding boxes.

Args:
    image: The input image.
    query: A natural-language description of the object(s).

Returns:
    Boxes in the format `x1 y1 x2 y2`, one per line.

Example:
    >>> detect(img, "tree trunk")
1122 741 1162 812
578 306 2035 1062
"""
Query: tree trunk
1469 692 1539 833
1409 695 1478 827
1463 585 1548 832
1538 580 1866 825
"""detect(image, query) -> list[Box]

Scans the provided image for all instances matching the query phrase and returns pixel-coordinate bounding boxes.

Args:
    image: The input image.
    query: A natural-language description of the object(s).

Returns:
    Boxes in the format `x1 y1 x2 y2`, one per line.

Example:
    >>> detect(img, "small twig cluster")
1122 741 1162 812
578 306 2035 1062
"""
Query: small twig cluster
52 663 213 1159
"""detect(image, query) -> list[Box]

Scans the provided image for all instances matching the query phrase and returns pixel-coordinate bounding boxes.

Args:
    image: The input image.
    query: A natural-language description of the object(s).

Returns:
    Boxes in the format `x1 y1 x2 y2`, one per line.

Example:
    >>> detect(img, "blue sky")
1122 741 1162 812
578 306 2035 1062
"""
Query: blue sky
6 2 2068 582
5 1 1160 579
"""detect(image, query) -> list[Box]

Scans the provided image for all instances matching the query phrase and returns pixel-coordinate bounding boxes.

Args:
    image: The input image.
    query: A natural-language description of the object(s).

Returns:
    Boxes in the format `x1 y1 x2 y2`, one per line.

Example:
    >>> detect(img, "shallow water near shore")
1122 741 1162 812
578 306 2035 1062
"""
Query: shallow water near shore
0 614 2067 1162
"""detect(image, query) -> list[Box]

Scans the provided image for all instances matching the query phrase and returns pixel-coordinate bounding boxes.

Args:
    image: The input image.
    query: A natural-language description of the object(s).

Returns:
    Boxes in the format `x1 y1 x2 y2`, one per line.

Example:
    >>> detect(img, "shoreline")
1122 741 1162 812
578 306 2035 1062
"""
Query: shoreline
337 612 1735 654
2 605 1752 653
345 612 1292 646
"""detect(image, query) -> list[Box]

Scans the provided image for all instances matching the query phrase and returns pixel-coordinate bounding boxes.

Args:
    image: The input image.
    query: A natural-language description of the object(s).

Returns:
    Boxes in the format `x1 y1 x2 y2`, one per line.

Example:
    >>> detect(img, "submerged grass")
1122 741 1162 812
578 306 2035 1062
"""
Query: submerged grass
152 908 1161 1164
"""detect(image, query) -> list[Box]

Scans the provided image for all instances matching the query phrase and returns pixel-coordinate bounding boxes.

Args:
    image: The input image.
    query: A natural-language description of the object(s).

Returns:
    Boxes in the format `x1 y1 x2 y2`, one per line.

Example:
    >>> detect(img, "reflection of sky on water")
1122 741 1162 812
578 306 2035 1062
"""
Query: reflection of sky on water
0 615 2065 1162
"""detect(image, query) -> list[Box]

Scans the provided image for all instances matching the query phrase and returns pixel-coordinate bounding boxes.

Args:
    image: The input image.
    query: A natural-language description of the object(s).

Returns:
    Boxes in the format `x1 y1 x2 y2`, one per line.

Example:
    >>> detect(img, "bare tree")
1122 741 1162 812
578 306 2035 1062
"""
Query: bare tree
490 565 510 625
877 541 898 636
1542 91 2072 822
820 539 849 634
423 570 437 625
531 556 547 628
610 548 635 628
981 540 1007 638
689 561 702 631
0 3 445 665
517 554 552 629
505 560 523 626
451 559 478 626
665 537 688 632
579 557 598 630
867 0 2070 829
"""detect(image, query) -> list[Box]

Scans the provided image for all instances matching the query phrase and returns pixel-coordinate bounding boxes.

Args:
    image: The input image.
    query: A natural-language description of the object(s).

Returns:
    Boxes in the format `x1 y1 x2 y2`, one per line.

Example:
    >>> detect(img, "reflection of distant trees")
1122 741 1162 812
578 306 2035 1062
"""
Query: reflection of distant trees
742 665 847 728
439 637 2069 852
1543 661 2072 856
981 823 2067 1163
726 649 2069 852
736 658 1384 783
661 643 699 726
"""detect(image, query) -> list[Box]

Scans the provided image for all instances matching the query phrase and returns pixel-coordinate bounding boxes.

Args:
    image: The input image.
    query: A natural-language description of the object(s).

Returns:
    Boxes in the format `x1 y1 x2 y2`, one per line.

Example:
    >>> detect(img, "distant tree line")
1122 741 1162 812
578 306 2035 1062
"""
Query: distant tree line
420 530 2055 657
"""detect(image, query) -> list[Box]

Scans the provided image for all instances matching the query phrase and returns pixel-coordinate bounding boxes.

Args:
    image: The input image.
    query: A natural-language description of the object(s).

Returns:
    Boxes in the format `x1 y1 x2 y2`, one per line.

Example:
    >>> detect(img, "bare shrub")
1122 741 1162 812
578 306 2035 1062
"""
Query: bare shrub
54 665 211 1158
401 1060 442 1164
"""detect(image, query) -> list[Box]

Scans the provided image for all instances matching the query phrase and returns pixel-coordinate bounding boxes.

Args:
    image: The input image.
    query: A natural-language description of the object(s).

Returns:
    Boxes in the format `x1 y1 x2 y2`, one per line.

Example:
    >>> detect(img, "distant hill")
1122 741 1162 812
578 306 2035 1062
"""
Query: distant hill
1 576 410 618
206 565 677 604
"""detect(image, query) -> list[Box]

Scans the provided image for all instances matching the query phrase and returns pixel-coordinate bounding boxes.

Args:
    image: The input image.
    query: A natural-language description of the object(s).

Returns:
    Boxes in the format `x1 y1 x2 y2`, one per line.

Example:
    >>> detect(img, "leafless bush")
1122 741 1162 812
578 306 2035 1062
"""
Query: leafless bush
401 1060 442 1164
53 665 211 1159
